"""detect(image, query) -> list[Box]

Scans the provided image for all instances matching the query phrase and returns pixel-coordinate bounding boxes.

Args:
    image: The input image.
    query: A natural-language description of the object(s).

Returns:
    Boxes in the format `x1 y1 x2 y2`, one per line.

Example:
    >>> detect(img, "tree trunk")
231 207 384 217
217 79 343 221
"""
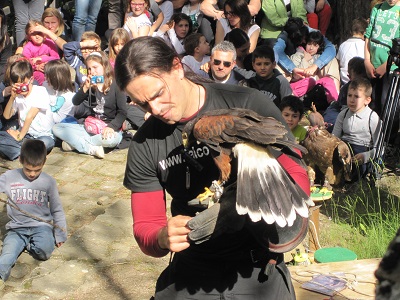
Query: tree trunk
334 0 372 44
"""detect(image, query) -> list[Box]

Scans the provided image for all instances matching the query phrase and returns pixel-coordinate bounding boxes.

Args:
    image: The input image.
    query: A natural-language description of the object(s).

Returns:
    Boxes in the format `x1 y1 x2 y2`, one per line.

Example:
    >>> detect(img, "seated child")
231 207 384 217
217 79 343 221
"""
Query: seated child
123 0 152 39
22 20 60 85
63 31 101 89
332 77 381 181
239 45 292 108
0 55 23 131
182 33 210 76
336 18 368 85
108 28 130 69
0 139 67 284
0 59 55 161
290 31 339 104
154 13 193 56
279 95 307 143
43 60 75 124
324 56 367 132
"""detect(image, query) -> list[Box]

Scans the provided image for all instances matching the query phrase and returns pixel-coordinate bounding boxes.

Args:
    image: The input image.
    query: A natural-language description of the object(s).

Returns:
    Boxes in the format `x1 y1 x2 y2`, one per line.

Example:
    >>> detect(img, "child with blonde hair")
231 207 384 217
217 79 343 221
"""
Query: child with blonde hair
63 31 101 89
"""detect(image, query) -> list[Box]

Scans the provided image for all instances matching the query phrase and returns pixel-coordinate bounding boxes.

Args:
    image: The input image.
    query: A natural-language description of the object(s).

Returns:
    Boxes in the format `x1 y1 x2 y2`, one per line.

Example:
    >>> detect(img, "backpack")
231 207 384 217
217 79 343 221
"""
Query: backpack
302 84 329 112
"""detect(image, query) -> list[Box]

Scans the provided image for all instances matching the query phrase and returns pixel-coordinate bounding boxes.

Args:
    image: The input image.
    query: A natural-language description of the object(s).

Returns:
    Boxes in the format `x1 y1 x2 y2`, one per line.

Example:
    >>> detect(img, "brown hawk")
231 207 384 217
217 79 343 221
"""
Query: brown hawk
182 108 314 228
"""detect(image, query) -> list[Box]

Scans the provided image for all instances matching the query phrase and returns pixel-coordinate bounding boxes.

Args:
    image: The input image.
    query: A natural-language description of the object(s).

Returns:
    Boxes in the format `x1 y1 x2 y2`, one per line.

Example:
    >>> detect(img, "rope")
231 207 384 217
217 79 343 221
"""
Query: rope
0 198 66 232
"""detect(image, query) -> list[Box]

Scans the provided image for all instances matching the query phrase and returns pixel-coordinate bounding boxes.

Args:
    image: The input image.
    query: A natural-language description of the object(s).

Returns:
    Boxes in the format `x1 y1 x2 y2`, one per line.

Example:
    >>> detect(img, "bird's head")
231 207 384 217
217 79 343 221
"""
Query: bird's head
182 117 198 149
337 141 352 181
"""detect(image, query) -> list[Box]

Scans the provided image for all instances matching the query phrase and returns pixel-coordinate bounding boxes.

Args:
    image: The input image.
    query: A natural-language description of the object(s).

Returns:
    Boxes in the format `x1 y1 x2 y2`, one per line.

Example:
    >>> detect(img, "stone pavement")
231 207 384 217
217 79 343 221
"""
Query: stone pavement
0 147 170 300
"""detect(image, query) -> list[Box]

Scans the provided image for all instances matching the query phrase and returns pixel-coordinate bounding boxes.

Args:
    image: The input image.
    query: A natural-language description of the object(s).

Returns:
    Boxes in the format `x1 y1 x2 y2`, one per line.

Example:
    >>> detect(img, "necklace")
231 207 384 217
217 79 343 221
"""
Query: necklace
179 83 203 189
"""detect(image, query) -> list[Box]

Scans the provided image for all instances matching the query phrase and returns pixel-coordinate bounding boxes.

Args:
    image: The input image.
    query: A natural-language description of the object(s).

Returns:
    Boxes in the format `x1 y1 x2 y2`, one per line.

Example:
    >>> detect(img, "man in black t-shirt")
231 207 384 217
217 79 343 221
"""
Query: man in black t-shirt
115 36 309 300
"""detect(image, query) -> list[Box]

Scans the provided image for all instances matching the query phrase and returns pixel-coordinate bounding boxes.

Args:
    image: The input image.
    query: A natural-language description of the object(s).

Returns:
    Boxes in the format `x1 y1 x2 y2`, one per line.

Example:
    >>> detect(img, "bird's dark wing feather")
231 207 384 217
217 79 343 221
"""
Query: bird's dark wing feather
189 108 306 154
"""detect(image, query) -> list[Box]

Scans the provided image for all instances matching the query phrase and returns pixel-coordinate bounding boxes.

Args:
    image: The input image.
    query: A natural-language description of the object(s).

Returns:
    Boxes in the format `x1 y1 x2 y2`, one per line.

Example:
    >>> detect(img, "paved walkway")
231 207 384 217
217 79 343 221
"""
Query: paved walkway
0 147 170 300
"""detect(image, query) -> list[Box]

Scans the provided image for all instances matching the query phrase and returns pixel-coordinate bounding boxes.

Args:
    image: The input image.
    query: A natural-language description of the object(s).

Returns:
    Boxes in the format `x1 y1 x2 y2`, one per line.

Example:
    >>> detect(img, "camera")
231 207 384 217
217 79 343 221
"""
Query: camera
16 83 29 94
389 38 400 67
91 75 104 84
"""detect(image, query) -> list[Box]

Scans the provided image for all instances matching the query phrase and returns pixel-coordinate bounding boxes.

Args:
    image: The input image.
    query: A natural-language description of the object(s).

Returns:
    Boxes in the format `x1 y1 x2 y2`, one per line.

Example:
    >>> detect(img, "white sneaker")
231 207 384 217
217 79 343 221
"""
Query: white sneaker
62 141 75 152
89 145 104 159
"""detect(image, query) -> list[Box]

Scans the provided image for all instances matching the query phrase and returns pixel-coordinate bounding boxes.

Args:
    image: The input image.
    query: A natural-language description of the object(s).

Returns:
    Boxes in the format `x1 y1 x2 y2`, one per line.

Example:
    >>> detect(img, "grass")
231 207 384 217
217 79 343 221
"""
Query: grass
320 180 400 259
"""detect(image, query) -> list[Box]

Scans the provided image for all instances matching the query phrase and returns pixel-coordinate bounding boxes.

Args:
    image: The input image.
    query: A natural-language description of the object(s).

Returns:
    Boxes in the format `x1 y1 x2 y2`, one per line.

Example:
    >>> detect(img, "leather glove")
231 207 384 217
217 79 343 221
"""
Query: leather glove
187 182 245 244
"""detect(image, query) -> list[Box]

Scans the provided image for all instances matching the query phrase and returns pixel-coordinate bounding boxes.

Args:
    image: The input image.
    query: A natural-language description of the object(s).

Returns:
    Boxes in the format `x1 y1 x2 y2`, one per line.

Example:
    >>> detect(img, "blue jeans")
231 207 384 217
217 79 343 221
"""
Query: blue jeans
12 0 45 45
52 123 122 154
72 0 103 41
0 132 55 161
0 226 55 281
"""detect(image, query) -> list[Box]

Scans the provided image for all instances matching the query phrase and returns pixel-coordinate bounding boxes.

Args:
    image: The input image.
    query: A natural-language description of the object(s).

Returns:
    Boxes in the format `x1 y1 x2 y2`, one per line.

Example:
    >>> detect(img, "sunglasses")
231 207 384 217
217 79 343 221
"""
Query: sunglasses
131 2 145 7
223 11 236 18
213 59 232 68
81 48 96 53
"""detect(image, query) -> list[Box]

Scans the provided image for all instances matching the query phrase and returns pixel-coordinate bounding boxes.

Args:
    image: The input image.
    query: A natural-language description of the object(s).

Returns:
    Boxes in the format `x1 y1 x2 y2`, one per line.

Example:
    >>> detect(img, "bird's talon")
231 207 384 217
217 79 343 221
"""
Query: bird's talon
196 187 214 203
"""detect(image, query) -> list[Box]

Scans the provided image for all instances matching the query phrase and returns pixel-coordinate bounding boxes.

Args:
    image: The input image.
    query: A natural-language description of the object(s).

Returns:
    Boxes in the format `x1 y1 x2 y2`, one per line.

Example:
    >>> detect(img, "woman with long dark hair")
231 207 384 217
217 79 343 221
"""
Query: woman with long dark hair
215 0 260 53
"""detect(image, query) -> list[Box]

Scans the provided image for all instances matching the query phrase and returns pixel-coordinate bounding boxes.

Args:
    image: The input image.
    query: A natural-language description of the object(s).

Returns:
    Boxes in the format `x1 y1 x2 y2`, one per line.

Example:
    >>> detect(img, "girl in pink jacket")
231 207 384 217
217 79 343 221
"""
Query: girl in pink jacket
22 20 60 85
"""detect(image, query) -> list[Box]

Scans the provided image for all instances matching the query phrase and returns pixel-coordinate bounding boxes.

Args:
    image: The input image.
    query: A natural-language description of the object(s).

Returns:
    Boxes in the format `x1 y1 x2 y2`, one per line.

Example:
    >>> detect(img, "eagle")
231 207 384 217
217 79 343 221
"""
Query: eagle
182 108 314 228
302 126 352 187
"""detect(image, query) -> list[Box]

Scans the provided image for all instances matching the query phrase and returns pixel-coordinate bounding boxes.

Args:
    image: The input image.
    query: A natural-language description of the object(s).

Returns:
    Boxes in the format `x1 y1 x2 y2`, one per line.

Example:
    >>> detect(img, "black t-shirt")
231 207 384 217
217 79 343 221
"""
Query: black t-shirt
124 82 293 258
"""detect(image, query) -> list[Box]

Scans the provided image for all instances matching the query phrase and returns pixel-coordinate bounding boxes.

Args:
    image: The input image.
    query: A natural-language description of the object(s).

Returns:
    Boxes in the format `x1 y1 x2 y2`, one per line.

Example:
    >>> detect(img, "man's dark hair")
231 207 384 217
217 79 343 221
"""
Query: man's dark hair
279 95 305 116
351 18 368 36
184 33 203 56
10 59 33 83
20 140 47 166
348 56 367 78
252 45 275 62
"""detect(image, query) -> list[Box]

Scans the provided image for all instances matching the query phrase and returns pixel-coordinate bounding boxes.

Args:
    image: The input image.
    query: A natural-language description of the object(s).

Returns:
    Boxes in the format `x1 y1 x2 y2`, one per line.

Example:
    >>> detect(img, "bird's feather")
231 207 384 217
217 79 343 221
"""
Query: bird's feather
182 108 313 228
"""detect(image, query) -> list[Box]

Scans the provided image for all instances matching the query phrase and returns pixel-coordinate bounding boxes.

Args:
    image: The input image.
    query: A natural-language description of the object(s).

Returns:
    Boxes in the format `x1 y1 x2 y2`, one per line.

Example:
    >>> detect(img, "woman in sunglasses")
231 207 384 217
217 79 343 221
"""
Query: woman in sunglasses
114 36 308 299
214 0 260 53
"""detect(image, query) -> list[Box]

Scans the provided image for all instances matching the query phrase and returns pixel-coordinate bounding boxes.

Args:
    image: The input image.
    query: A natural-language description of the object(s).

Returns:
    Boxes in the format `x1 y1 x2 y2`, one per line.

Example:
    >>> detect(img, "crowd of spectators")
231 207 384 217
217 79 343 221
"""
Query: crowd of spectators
0 0 397 174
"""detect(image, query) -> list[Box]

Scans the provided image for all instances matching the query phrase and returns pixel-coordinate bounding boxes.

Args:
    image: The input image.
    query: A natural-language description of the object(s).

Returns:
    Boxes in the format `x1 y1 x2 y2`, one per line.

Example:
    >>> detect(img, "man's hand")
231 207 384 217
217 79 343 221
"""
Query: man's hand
158 215 192 252
56 242 64 248
200 61 211 73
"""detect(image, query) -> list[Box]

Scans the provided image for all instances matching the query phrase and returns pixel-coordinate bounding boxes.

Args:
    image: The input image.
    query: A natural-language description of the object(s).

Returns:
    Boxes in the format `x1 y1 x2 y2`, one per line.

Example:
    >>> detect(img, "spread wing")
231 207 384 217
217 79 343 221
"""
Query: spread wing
183 108 313 228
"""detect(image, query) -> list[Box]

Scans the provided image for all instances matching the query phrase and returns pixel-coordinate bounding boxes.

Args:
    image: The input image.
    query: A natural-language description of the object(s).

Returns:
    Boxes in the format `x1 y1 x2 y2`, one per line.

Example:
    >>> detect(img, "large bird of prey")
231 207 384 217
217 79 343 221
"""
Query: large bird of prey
182 108 314 228
302 126 352 187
